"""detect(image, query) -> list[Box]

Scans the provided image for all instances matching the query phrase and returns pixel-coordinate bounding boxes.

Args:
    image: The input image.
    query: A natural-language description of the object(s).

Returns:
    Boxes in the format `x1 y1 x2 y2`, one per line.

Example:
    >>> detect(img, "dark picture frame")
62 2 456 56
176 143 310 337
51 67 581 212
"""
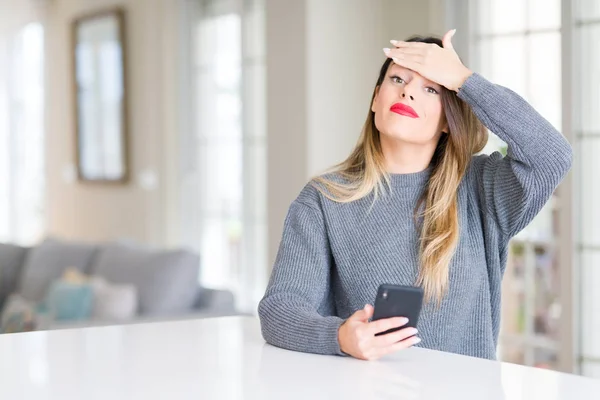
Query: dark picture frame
72 8 129 184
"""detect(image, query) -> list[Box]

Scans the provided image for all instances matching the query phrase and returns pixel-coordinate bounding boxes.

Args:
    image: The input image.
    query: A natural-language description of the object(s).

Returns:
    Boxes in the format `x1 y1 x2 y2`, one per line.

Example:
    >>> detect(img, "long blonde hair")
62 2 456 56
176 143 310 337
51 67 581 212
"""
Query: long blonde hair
312 36 487 304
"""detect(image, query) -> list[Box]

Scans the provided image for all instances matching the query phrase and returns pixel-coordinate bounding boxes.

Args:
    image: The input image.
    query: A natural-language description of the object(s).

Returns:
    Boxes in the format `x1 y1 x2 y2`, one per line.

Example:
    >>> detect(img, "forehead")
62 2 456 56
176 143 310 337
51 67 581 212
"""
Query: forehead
387 63 411 75
386 63 440 87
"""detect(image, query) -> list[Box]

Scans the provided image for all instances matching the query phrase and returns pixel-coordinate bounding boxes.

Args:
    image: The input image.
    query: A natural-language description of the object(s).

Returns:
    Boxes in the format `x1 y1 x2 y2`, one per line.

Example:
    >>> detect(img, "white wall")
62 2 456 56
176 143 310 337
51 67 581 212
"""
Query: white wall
265 0 309 273
383 0 445 44
44 0 180 246
0 0 46 35
266 0 446 267
36 0 446 282
305 0 449 179
305 0 386 178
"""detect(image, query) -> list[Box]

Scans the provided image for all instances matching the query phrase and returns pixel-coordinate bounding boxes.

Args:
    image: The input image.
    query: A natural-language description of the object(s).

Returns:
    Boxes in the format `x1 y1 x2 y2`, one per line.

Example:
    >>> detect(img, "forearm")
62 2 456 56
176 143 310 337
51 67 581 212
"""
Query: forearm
258 199 346 355
258 293 346 355
460 73 572 237
458 72 572 174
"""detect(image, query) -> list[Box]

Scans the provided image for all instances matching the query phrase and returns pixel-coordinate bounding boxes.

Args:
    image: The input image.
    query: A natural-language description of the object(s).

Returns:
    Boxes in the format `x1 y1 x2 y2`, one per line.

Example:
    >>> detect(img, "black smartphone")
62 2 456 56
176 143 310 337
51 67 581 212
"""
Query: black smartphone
372 284 424 336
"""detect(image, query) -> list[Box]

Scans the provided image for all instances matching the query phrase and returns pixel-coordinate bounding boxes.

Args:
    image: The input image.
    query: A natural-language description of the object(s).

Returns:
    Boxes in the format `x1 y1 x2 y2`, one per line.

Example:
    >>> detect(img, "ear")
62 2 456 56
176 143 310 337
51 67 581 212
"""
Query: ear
371 86 380 113
442 121 449 135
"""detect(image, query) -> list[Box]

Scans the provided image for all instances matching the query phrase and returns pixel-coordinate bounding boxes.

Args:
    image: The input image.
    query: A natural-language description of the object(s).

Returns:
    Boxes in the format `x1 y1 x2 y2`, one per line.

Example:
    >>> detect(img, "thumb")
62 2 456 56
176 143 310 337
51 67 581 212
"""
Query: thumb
442 29 456 50
351 304 373 322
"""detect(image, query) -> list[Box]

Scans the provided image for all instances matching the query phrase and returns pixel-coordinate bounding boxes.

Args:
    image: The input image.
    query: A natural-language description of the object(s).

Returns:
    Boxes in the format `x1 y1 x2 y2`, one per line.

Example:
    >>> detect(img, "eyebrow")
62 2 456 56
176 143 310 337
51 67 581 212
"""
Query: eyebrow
389 67 440 88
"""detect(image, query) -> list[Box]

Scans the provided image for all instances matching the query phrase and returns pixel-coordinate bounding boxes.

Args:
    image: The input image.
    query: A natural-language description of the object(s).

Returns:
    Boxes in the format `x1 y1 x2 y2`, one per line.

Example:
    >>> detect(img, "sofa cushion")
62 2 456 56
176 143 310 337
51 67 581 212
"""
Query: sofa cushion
0 243 29 308
89 276 138 321
89 242 200 316
18 238 99 302
44 279 94 321
194 288 236 313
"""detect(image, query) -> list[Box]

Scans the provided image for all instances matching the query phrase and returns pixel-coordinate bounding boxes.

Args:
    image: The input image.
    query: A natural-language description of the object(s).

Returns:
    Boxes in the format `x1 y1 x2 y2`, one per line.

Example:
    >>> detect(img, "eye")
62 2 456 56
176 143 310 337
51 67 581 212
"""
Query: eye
391 75 405 84
426 87 439 94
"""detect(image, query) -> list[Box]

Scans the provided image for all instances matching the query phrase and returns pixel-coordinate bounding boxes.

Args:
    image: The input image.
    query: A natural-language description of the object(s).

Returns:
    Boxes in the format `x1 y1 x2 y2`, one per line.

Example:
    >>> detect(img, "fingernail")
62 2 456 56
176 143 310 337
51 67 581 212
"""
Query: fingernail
414 337 421 344
390 39 398 45
383 47 390 54
392 57 400 63
451 28 457 36
399 317 409 325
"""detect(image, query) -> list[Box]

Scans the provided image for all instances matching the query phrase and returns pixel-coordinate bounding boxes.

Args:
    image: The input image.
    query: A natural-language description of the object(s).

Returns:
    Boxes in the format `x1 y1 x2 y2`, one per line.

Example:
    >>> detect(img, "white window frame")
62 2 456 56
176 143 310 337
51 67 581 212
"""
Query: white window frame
179 0 267 312
570 0 600 378
447 0 579 374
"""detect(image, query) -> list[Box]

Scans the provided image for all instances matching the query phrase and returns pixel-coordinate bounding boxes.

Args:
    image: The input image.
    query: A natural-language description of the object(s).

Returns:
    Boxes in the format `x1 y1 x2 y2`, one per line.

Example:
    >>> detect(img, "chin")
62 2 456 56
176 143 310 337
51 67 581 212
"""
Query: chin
379 129 432 146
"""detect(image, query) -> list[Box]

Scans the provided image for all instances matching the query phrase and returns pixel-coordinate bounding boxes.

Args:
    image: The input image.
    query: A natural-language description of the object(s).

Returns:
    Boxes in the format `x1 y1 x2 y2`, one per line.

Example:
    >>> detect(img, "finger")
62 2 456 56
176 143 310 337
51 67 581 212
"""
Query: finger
349 309 368 322
377 336 422 358
383 49 424 66
364 304 374 319
390 56 421 72
350 304 373 322
368 316 409 336
373 327 418 347
390 40 430 49
442 29 456 50
386 47 425 57
390 335 422 351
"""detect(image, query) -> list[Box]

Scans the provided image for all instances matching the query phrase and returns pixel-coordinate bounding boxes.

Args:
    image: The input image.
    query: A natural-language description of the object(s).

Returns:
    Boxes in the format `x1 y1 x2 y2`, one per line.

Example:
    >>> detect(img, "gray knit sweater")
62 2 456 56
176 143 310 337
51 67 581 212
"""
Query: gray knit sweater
258 73 572 360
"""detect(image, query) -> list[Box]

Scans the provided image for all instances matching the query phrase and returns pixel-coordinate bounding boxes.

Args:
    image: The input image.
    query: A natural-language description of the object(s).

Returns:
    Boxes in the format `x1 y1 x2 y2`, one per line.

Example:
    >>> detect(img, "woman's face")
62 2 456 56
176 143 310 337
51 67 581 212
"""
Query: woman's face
371 63 447 146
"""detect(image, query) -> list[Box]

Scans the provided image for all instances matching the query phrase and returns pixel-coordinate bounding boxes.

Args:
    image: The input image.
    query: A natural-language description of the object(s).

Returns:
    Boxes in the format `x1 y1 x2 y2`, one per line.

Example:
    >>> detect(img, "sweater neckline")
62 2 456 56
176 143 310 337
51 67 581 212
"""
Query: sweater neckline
387 166 432 187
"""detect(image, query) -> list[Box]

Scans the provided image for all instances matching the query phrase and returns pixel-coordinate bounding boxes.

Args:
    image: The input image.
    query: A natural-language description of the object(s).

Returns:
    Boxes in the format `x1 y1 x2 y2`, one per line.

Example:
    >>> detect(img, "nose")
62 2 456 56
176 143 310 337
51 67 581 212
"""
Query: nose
402 93 414 101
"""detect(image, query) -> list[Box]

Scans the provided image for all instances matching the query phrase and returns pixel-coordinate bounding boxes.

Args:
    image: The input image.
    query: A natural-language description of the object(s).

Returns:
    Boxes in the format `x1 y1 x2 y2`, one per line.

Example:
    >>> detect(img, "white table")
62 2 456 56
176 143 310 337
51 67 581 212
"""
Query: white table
0 316 598 399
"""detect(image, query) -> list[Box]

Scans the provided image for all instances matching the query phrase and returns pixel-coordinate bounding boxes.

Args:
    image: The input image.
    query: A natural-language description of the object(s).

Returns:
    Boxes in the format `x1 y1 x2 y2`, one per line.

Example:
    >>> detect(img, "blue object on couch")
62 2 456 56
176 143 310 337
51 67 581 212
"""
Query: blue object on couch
45 281 94 321
18 238 98 304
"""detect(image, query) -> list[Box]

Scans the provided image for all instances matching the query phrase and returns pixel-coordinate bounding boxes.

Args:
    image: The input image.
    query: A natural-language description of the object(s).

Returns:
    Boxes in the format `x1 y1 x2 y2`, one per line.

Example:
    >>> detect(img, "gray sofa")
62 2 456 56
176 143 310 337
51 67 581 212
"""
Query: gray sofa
0 237 237 332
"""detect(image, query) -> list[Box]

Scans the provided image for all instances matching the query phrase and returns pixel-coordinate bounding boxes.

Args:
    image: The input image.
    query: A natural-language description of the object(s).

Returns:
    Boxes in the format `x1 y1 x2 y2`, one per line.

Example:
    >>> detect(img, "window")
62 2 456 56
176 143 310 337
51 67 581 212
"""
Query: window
469 0 563 370
465 0 600 377
573 0 600 379
0 23 45 245
180 0 266 312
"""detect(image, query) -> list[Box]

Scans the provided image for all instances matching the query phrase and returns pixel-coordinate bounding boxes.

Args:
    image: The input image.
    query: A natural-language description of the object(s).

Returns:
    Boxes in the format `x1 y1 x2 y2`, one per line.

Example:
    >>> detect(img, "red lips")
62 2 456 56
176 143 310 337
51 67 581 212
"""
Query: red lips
390 103 419 118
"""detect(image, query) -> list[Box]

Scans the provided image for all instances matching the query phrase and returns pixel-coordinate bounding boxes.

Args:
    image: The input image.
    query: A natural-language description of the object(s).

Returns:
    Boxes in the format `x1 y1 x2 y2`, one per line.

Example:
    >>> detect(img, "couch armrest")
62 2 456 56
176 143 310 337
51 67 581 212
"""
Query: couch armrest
194 288 236 313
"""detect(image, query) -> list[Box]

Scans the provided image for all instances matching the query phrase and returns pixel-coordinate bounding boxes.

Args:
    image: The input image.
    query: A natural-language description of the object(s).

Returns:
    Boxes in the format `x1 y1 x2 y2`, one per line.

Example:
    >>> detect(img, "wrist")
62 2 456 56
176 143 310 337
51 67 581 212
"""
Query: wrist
453 68 473 92
338 321 349 354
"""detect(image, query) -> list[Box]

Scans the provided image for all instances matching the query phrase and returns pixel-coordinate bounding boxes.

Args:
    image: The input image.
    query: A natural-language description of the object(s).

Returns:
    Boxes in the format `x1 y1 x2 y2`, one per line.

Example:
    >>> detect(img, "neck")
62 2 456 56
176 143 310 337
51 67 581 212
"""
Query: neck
380 134 437 174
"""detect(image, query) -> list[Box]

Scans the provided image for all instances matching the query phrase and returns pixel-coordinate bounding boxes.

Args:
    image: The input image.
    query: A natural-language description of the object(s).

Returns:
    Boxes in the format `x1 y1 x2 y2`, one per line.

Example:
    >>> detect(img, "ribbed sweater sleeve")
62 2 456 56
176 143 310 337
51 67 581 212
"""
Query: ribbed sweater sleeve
258 200 346 355
459 73 573 239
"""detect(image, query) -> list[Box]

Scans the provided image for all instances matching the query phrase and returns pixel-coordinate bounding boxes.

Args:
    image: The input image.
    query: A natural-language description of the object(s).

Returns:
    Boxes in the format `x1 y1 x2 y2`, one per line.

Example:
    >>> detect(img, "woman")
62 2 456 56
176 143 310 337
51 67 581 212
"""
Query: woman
258 30 572 361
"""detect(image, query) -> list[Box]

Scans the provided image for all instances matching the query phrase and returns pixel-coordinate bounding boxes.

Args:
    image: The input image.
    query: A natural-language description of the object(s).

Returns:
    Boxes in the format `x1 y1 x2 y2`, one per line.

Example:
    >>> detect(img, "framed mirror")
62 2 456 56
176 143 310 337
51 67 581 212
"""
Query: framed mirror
72 8 129 183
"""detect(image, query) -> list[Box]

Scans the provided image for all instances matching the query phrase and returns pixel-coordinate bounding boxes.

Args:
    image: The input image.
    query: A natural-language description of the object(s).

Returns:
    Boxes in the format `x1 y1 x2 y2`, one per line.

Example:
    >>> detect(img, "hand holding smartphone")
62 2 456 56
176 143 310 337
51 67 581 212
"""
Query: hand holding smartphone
372 284 424 336
337 284 423 361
